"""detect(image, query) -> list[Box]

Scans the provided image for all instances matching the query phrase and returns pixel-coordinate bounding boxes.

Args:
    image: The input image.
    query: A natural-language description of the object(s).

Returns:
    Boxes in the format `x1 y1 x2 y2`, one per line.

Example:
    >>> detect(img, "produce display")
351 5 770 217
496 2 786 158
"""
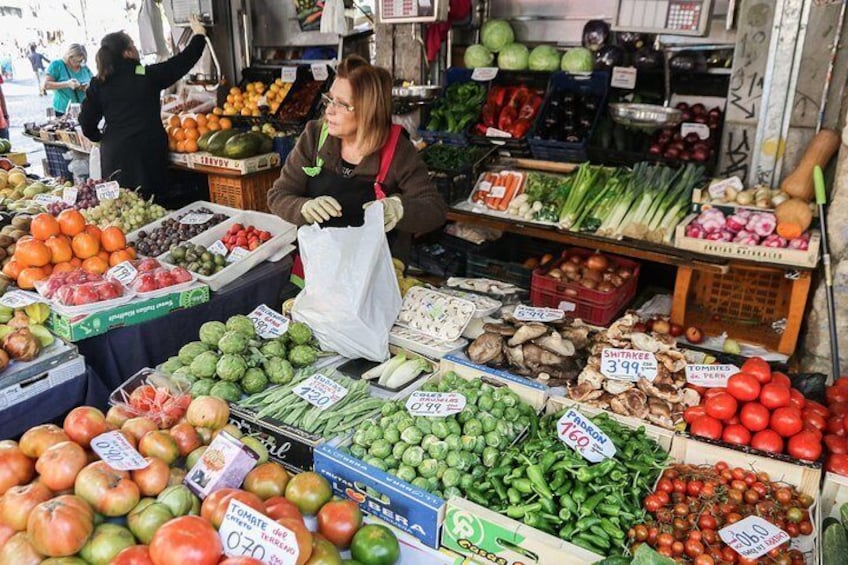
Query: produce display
129 259 194 294
36 269 127 307
111 371 192 428
630 461 813 564
682 207 812 250
0 215 32 291
280 80 323 123
165 243 228 276
506 171 571 222
823 504 848 565
466 19 580 73
424 81 487 134
218 80 294 117
44 177 103 214
822 377 848 475
221 223 272 252
166 112 234 154
535 91 600 144
698 180 790 210
470 170 526 210
472 85 545 139
81 189 168 233
196 128 273 160
648 103 723 163
0 302 53 370
132 208 228 257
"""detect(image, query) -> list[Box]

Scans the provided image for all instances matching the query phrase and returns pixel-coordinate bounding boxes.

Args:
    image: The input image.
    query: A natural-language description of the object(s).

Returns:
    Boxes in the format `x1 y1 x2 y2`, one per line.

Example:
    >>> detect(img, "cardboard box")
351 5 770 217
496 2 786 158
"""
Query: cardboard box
47 284 210 341
193 152 281 174
168 152 193 167
440 352 548 409
822 472 848 520
1 152 28 166
0 355 86 410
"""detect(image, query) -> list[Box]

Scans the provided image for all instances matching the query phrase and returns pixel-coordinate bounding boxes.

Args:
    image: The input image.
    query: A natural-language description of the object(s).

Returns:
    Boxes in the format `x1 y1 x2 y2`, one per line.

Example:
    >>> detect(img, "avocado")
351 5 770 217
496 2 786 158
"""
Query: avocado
223 133 262 159
206 129 242 156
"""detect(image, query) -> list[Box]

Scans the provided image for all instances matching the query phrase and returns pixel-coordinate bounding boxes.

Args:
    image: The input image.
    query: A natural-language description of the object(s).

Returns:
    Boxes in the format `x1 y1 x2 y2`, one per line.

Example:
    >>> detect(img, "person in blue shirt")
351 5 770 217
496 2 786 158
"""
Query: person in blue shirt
44 44 93 116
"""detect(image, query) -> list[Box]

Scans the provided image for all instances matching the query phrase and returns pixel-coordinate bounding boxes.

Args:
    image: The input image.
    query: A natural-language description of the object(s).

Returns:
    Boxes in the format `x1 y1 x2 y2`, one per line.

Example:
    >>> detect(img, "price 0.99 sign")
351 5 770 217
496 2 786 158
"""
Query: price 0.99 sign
556 409 616 463
406 391 466 417
719 516 789 559
219 499 300 564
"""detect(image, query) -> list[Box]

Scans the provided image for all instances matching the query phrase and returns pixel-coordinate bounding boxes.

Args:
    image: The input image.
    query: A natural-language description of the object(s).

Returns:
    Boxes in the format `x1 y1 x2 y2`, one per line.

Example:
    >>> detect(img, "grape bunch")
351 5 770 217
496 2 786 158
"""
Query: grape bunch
82 190 167 232
134 208 227 257
45 178 101 215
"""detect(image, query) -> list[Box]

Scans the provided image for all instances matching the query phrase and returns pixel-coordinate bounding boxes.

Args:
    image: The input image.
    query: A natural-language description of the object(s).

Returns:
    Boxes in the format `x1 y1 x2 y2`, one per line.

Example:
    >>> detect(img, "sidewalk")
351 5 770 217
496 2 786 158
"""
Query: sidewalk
4 74 52 176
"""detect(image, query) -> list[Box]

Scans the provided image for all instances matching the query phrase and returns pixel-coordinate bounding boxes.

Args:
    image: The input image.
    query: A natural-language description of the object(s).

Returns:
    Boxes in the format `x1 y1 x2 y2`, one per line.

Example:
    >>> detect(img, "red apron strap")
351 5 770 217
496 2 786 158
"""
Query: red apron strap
373 124 403 200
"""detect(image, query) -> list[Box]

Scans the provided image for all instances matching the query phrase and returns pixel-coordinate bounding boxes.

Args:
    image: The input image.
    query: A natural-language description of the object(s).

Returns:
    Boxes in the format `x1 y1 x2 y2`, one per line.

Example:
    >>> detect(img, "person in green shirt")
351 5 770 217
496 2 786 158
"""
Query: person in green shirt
44 44 93 116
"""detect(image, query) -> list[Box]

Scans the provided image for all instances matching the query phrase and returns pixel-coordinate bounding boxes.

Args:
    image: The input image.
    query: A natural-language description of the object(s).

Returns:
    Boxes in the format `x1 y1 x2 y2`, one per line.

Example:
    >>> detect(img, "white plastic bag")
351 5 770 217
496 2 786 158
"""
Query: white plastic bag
292 203 401 361
320 0 347 35
89 144 101 180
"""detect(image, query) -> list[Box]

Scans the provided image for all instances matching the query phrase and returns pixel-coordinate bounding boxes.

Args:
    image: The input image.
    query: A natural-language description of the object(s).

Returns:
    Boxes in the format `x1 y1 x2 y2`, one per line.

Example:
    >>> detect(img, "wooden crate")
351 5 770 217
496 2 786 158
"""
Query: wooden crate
207 168 279 213
671 263 811 355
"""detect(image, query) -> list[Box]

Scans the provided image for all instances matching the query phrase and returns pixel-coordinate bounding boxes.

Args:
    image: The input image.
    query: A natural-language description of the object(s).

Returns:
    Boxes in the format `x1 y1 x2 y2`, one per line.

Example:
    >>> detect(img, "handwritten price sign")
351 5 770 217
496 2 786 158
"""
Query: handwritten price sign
406 391 467 417
91 431 149 471
247 304 290 339
95 181 120 200
219 499 300 565
62 186 78 205
293 374 348 410
179 212 214 225
719 516 789 559
0 291 41 309
513 304 564 323
281 67 297 83
471 67 498 81
600 348 658 382
685 364 740 388
107 261 138 285
556 409 616 463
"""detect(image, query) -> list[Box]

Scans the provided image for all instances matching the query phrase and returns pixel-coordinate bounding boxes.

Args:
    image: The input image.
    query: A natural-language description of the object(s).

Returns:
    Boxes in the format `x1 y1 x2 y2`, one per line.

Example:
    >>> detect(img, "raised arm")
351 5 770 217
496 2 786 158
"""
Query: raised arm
146 34 206 90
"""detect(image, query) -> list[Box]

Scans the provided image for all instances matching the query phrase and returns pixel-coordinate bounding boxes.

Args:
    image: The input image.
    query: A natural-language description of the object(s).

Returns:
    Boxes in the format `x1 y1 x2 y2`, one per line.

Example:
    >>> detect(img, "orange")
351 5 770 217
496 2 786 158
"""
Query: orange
207 113 219 123
101 226 126 252
212 107 223 116
219 118 232 130
2 260 22 280
226 94 235 104
176 141 186 153
17 267 47 290
207 122 220 131
125 247 137 260
168 139 178 152
109 249 133 267
85 224 102 241
174 128 186 141
197 126 209 136
97 250 110 262
15 239 51 268
42 264 52 276
45 235 73 263
52 261 76 274
168 115 181 128
229 86 240 95
182 117 197 129
196 114 207 127
57 209 86 237
31 213 61 240
72 232 100 259
82 256 109 275
185 139 199 153
70 257 82 268
184 128 200 141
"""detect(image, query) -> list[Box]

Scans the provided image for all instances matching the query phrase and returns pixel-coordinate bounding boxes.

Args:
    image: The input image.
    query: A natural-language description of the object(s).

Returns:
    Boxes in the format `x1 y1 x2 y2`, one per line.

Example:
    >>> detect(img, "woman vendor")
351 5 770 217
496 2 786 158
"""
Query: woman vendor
267 55 447 255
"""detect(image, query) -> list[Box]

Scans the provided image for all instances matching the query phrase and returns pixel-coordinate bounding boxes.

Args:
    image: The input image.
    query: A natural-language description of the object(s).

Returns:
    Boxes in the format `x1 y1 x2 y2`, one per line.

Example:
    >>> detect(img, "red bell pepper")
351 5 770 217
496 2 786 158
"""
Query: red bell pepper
510 118 532 139
518 95 543 120
481 103 498 127
498 105 518 133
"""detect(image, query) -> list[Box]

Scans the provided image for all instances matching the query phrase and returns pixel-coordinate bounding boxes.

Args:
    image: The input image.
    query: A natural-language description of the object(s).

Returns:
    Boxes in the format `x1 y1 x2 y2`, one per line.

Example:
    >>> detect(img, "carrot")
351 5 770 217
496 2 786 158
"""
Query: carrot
474 172 497 203
487 173 508 209
498 173 521 211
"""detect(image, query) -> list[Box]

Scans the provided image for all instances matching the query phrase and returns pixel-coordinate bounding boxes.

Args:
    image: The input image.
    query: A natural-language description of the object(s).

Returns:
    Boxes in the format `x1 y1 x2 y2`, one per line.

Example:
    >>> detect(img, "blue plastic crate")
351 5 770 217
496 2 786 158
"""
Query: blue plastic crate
44 143 71 180
418 68 490 147
529 71 610 163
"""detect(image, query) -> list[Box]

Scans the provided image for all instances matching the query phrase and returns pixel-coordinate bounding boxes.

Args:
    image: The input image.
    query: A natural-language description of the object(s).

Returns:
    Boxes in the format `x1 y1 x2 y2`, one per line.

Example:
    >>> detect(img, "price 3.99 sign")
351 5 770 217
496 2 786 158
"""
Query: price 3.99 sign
600 348 658 381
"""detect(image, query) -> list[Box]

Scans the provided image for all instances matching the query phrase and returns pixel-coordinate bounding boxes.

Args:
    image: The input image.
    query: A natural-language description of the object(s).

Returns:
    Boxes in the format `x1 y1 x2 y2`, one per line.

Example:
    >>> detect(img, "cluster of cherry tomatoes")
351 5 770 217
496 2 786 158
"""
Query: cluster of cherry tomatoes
823 376 848 475
630 462 812 564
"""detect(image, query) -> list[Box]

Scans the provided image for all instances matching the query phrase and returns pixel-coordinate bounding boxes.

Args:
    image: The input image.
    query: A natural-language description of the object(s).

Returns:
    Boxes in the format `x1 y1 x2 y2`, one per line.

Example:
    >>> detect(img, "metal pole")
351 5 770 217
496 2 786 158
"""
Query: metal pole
814 165 841 380
815 0 847 133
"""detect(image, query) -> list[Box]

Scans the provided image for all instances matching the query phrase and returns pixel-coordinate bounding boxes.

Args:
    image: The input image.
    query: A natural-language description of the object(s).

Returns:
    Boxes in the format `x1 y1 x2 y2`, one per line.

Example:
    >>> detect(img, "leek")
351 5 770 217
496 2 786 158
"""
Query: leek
558 164 606 230
381 358 430 389
363 353 405 381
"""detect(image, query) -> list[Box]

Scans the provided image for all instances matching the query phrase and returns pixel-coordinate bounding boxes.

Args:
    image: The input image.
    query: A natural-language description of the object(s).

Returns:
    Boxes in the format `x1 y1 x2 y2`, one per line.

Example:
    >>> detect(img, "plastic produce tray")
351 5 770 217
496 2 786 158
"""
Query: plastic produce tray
0 339 79 391
125 200 237 249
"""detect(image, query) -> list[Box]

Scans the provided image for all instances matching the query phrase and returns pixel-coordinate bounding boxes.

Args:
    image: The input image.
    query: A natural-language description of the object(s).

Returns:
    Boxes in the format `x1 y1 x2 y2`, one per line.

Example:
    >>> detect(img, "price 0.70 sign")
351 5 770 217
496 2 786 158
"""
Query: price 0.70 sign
219 499 300 565
719 516 789 559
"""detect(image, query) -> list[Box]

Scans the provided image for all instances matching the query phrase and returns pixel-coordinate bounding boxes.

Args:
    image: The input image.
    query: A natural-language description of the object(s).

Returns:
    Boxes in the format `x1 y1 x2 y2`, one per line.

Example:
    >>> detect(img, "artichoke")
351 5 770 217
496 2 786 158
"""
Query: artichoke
216 353 247 382
218 331 249 355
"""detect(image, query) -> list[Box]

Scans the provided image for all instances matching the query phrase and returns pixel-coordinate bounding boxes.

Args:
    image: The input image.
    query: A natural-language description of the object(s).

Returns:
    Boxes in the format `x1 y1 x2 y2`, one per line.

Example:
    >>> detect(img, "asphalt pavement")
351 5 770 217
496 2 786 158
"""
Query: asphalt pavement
4 72 54 176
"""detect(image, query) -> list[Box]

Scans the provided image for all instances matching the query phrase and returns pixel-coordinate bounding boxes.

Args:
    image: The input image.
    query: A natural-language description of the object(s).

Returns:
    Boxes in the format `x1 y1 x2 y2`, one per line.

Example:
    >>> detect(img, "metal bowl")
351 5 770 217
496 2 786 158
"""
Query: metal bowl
609 103 683 130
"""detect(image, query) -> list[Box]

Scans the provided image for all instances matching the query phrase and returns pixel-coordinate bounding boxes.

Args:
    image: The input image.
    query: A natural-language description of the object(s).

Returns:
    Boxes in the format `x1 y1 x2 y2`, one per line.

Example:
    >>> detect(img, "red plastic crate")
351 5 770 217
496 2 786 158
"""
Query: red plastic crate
530 248 640 326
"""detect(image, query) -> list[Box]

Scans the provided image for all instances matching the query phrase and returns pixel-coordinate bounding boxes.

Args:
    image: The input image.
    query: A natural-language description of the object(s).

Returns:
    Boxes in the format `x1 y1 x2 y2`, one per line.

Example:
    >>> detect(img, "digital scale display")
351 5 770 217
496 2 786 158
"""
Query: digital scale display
616 0 713 36
378 0 442 23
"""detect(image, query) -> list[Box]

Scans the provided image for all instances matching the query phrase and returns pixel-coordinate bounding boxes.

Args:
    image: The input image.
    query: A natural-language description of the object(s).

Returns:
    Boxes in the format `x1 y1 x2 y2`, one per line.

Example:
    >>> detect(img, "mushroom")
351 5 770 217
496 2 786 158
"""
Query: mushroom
621 389 649 419
522 343 545 367
569 382 606 402
637 378 683 404
630 332 663 353
577 367 605 389
539 349 565 366
508 323 549 346
603 379 634 395
648 397 672 419
534 332 576 357
483 323 517 337
647 413 675 429
467 332 504 365
560 326 590 350
681 388 701 407
656 350 687 373
505 345 525 368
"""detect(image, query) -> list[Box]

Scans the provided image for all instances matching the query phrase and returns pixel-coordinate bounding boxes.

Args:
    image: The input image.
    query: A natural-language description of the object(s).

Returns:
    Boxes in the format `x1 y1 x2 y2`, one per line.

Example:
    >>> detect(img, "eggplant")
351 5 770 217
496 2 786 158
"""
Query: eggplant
633 48 662 70
582 19 610 52
595 45 625 70
617 31 648 51
670 51 706 72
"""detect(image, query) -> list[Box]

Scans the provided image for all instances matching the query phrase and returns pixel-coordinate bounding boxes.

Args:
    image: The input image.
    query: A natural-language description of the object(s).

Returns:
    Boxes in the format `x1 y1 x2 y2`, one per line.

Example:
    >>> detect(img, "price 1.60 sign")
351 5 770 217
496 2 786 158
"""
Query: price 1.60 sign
556 409 616 463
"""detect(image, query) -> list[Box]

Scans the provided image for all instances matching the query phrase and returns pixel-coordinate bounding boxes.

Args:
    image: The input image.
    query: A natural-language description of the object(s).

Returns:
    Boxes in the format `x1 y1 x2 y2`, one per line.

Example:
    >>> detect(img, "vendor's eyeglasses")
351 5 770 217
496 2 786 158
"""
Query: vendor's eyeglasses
321 93 354 113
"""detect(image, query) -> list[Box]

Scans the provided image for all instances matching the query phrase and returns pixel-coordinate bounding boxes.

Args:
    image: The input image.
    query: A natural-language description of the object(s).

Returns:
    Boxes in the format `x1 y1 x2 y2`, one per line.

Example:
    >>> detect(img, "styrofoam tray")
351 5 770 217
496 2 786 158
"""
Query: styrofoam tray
395 287 475 342
126 201 238 249
389 326 468 360
436 287 502 318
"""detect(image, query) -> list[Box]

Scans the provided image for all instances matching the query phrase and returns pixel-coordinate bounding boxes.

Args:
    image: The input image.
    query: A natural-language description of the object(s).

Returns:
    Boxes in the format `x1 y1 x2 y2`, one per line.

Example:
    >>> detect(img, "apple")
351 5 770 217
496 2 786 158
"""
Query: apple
633 322 647 333
652 319 670 335
669 323 684 337
685 326 705 344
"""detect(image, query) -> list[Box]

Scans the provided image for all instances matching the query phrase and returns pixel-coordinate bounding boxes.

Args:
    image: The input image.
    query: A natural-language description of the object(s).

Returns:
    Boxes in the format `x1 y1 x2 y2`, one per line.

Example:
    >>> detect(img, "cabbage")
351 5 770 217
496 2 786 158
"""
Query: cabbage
481 19 514 53
464 44 494 68
528 45 561 71
561 47 594 73
498 43 529 70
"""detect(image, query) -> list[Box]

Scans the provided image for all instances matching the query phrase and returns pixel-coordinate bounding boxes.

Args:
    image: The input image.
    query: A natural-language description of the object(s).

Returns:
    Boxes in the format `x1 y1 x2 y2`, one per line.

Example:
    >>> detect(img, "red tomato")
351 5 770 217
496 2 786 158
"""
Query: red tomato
148 516 222 565
722 424 751 446
751 429 783 454
703 388 728 400
771 407 803 438
834 377 848 389
803 411 827 433
316 499 363 549
760 383 791 410
831 401 848 417
824 434 848 454
200 488 265 529
219 559 265 565
739 402 770 432
726 415 741 426
727 373 761 402
787 430 822 462
684 405 707 424
789 388 806 410
111 545 155 565
828 416 846 436
265 496 305 524
843 413 848 435
826 386 848 405
805 401 829 419
771 372 791 388
827 454 848 476
740 357 771 384
705 392 738 421
690 416 723 440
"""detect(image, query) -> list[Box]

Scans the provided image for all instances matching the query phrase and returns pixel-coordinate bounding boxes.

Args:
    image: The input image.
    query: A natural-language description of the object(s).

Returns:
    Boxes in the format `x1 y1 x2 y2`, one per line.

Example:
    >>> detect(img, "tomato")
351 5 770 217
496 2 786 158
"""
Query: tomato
200 488 265 529
722 424 751 446
789 388 806 410
0 531 43 564
63 407 108 449
121 418 158 443
787 430 822 462
156 485 197 517
827 454 848 476
828 416 846 436
0 522 14 549
0 482 52 531
825 434 848 454
694 555 715 565
760 383 791 410
831 401 848 417
0 441 34 495
138 431 180 465
148 515 222 565
703 388 728 400
741 357 771 384
74 461 140 517
110 545 154 565
750 429 784 454
168 423 201 457
843 413 848 436
19 424 69 458
276 517 313 565
684 405 707 424
285 472 333 516
105 405 135 428
36 440 87 491
243 462 290 500
803 411 827 434
130 457 170 497
219 558 265 565
690 415 723 440
704 392 738 421
127 499 174 545
805 401 829 419
317 500 362 549
79 523 135 565
771 407 803 438
26 495 94 557
350 524 400 565
739 402 770 432
827 385 848 405
727 373 761 402
185 396 229 430
305 534 343 565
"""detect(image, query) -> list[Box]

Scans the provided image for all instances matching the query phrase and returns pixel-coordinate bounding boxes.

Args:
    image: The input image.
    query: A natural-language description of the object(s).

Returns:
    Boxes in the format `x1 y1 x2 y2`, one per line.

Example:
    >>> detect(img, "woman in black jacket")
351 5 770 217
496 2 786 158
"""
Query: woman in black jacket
80 15 207 197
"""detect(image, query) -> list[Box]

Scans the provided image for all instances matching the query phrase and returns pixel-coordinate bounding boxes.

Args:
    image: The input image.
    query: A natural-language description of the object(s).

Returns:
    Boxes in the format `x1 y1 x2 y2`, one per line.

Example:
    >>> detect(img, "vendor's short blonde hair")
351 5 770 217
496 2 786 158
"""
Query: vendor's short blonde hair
335 56 392 156
64 43 87 64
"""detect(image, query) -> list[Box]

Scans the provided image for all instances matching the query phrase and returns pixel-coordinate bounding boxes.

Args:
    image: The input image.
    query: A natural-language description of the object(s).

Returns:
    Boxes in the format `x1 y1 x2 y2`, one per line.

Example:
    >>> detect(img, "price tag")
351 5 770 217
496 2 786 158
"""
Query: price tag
557 409 617 463
107 261 138 285
708 176 744 199
34 194 61 205
685 364 740 388
281 67 298 83
406 391 467 417
489 184 506 199
311 63 329 81
611 66 638 89
0 291 41 309
471 67 498 81
476 181 492 194
600 347 658 381
247 304 290 339
179 212 214 225
95 181 120 200
90 431 149 471
219 499 300 564
485 127 512 138
226 246 251 264
514 304 564 323
293 374 348 410
208 240 229 256
557 301 577 313
719 516 789 559
682 122 711 140
62 186 78 205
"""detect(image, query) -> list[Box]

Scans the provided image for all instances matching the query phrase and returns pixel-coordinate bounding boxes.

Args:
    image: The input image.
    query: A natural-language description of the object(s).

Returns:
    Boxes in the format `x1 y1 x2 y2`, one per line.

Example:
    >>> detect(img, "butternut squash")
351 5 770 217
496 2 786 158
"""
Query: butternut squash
780 129 841 201
775 197 813 239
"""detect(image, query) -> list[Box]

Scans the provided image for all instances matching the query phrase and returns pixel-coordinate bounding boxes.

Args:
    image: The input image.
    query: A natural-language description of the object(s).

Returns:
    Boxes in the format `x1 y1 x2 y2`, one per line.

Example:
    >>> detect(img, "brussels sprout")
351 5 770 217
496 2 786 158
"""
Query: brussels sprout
287 322 312 345
190 378 215 397
505 406 521 422
288 345 317 368
260 340 286 359
364 425 383 443
445 434 462 451
396 417 415 432
470 465 486 479
418 459 439 479
447 420 462 436
427 440 449 461
226 315 256 338
495 420 512 438
364 456 387 471
209 381 242 403
369 439 392 458
460 435 477 452
484 431 501 448
190 351 220 378
443 468 461 488
400 426 423 445
501 394 517 408
350 444 367 459
446 451 463 469
411 477 429 490
426 477 440 492
431 420 450 439
178 341 210 365
240 368 268 394
396 465 416 483
459 473 474 490
480 413 498 434
384 456 399 471
199 321 227 346
382 427 400 444
444 486 462 499
353 429 369 447
420 434 439 452
264 357 294 385
391 442 409 460
490 406 504 419
482 446 499 467
414 417 432 435
381 403 399 417
474 436 486 454
218 331 249 355
462 452 479 469
436 461 448 480
477 393 494 412
216 354 247 382
401 446 424 467
159 356 184 375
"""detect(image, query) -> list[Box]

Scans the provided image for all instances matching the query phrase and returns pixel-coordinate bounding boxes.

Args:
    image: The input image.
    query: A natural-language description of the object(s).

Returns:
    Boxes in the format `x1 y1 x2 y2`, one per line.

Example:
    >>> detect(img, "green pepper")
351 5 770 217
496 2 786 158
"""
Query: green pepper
523 512 554 534
539 494 557 515
559 493 577 514
510 478 533 495
600 519 625 541
525 462 554 499
490 466 510 478
506 502 541 520
580 492 605 517
556 478 573 496
575 532 610 551
597 503 620 517
558 523 576 540
507 487 522 506
558 507 572 522
576 459 616 483
572 482 587 504
571 535 603 554
575 517 600 532
550 469 566 491
465 487 488 506
540 451 559 473
491 476 508 502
